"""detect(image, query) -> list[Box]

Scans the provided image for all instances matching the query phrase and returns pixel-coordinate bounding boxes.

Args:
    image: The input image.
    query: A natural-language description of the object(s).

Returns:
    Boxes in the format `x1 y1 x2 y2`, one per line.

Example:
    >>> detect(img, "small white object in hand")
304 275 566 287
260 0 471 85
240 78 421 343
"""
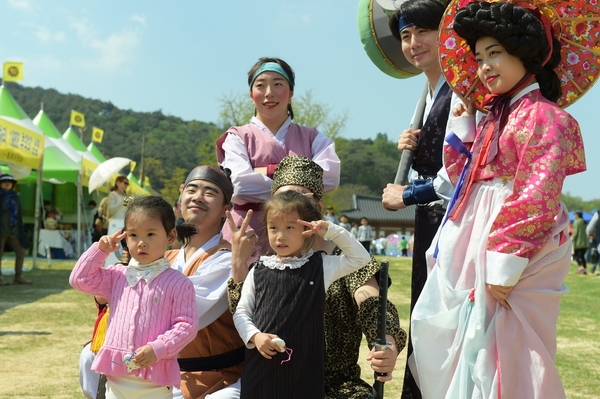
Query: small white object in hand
123 353 141 372
272 338 286 350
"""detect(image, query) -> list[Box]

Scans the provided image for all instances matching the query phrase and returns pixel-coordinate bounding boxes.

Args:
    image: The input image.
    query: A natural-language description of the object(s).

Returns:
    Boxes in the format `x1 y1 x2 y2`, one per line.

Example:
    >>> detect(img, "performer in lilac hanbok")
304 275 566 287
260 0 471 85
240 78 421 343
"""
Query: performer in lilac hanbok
216 57 340 257
410 1 591 398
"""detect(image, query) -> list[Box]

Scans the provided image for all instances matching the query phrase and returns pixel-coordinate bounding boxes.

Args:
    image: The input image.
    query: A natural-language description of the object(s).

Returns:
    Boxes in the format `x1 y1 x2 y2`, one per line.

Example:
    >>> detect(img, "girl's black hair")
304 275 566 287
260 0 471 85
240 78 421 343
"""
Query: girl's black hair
260 190 322 255
453 1 561 103
247 57 296 120
124 196 197 246
389 0 447 42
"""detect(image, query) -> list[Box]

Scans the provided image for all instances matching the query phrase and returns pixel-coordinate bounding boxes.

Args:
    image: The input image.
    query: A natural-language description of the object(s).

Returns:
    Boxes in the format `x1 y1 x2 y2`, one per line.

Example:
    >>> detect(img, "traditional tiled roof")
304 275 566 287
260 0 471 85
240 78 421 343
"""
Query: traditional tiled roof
340 194 415 222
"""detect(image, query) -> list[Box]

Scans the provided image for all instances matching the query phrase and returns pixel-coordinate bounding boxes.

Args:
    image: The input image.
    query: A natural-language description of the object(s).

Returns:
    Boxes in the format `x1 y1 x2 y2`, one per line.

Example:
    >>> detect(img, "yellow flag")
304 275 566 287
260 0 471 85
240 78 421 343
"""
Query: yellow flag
3 62 23 82
92 127 104 143
130 161 137 172
144 176 151 188
70 110 85 127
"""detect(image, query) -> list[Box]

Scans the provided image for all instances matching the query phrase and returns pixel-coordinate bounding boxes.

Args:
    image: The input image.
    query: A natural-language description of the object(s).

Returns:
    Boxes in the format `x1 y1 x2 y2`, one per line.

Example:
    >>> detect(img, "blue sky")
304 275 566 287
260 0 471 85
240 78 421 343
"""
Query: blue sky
1 0 598 200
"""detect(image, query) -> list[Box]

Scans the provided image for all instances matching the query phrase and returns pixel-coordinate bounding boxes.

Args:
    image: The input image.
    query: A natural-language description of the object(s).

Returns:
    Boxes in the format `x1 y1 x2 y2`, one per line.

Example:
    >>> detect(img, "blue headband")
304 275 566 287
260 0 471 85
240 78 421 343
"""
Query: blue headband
398 14 414 33
249 62 293 89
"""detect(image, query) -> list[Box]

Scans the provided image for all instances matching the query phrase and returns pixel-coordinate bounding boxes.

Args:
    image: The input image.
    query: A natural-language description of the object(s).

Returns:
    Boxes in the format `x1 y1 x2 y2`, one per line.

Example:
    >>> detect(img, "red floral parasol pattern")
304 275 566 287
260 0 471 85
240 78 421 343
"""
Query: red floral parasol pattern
439 0 600 109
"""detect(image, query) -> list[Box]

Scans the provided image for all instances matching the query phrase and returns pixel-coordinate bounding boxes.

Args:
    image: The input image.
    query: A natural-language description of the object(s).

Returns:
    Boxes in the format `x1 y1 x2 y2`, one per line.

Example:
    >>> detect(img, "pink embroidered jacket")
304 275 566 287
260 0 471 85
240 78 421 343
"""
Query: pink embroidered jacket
445 89 586 259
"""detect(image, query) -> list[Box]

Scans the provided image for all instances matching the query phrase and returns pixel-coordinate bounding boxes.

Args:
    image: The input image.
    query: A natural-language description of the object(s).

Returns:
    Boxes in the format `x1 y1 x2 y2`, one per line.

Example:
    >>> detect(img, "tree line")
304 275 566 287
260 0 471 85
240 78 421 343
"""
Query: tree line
6 82 596 213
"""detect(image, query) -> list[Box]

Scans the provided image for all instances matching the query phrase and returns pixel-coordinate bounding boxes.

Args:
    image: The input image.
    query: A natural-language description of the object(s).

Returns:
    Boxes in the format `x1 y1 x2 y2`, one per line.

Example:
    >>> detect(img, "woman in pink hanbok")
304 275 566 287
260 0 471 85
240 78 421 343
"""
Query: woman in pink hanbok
410 2 590 398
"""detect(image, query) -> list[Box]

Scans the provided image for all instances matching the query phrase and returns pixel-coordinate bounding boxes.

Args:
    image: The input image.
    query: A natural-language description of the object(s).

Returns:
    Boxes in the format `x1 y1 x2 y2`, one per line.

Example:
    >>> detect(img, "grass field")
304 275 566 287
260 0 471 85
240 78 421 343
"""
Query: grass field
0 255 599 398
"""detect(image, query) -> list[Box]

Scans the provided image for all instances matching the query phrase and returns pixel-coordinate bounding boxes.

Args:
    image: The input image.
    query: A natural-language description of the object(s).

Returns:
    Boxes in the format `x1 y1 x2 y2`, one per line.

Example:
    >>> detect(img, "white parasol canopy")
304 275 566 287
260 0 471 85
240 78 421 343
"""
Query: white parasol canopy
88 157 131 193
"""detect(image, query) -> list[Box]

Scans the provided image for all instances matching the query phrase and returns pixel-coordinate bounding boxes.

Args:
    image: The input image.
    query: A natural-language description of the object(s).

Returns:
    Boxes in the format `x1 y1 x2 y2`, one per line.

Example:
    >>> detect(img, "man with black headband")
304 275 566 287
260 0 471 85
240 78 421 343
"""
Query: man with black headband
381 1 455 398
165 166 244 399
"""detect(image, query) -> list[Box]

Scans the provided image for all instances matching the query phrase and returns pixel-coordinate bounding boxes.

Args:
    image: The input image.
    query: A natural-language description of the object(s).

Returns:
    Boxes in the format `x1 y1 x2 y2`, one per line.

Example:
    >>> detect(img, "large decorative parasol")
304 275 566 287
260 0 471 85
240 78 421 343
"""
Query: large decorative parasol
439 0 600 110
88 157 131 193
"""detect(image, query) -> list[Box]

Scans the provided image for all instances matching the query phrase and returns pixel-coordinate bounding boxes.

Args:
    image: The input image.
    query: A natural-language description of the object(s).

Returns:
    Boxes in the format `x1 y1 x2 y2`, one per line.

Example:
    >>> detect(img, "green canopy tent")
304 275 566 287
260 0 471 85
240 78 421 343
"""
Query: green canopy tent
87 142 106 163
62 126 106 255
32 111 81 183
0 85 45 266
32 110 96 257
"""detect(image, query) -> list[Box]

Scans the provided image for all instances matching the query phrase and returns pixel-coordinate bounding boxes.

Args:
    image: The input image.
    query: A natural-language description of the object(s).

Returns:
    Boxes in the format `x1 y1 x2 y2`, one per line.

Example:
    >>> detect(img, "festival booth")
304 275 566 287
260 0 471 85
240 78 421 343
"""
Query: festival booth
126 172 151 197
87 142 106 163
32 110 95 258
0 85 45 266
61 125 104 255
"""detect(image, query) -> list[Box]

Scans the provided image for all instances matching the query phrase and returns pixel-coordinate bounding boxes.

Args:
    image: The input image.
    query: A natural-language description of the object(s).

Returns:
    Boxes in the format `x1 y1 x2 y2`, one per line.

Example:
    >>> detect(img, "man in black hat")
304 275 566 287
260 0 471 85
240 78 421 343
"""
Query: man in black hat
0 174 31 285
164 166 244 399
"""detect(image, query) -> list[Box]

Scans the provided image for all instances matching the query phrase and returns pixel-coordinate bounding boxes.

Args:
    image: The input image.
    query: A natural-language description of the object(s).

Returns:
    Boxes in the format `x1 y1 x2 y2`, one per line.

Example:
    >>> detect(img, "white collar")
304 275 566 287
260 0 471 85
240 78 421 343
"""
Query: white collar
260 249 314 270
126 257 171 287
250 115 292 138
509 82 540 106
172 233 221 272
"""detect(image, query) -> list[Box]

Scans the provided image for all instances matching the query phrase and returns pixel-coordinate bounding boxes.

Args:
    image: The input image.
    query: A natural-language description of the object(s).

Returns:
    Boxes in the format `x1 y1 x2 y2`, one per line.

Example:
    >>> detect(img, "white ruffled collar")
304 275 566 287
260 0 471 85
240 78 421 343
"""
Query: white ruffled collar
260 249 314 270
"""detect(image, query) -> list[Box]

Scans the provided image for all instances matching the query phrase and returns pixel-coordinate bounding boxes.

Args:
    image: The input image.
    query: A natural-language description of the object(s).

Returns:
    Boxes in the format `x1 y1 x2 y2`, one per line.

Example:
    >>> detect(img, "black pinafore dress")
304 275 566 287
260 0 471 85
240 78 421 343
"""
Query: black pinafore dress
241 252 325 399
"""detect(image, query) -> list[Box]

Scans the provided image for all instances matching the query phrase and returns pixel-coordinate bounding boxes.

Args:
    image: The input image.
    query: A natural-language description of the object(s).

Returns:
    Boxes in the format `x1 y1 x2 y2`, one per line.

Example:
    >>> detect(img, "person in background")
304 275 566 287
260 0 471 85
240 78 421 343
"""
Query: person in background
350 222 359 239
356 217 373 253
585 209 600 275
0 174 30 285
108 176 129 222
44 209 59 231
338 215 351 232
42 199 52 228
399 236 408 257
323 206 340 225
572 211 589 274
88 200 97 231
376 233 388 256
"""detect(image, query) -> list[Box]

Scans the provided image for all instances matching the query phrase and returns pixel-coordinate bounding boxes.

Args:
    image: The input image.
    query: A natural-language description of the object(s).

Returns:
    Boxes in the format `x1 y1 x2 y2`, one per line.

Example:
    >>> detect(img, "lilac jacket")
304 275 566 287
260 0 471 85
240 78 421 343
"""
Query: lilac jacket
70 243 198 387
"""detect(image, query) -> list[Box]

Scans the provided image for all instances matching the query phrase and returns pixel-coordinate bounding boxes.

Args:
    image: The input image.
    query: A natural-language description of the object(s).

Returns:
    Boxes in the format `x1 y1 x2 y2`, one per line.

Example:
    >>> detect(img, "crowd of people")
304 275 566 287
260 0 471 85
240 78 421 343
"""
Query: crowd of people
64 0 592 398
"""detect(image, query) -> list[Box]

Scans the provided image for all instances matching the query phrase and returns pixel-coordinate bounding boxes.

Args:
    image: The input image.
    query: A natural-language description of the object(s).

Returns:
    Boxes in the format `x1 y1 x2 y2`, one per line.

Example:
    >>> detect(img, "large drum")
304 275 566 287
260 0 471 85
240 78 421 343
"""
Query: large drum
357 0 421 79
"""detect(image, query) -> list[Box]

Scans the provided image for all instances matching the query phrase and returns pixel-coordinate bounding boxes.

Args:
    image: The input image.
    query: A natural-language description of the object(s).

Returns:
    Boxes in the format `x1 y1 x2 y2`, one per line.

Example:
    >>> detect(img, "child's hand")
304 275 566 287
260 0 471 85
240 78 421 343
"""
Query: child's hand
298 220 329 237
252 333 285 359
97 230 127 254
133 344 157 368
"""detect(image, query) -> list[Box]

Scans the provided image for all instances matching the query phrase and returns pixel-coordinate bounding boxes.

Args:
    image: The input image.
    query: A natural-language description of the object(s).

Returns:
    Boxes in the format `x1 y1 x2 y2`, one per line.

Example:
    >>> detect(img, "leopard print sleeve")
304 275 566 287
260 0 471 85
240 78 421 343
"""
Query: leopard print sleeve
227 278 244 315
357 295 407 353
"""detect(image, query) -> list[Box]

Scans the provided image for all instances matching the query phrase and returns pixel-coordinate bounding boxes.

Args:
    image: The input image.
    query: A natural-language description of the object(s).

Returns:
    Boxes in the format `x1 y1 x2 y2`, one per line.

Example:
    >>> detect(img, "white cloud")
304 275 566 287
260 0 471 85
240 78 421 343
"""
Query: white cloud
8 0 32 10
131 14 146 27
36 55 63 69
35 27 67 43
70 18 143 71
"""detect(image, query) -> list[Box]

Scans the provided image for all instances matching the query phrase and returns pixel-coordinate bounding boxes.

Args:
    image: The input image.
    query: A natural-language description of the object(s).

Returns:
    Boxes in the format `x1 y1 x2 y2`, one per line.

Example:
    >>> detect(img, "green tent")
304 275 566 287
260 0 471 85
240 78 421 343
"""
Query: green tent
87 142 106 162
0 86 45 175
32 111 80 183
0 85 46 264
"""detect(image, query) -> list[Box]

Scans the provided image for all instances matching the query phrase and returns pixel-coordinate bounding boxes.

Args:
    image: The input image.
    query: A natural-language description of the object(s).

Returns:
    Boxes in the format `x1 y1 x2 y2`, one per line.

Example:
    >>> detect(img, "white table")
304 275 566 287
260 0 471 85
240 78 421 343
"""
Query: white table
38 229 75 258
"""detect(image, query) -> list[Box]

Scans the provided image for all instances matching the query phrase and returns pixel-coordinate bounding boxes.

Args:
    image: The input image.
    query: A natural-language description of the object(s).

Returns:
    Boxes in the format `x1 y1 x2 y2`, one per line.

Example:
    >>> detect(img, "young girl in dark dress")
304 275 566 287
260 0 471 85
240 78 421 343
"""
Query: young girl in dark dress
233 190 370 399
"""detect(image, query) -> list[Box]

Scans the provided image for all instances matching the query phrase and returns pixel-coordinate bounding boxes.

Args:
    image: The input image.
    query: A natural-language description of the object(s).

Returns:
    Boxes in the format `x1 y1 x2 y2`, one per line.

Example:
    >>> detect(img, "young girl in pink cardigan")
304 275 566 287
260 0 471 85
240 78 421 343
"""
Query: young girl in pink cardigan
70 196 198 398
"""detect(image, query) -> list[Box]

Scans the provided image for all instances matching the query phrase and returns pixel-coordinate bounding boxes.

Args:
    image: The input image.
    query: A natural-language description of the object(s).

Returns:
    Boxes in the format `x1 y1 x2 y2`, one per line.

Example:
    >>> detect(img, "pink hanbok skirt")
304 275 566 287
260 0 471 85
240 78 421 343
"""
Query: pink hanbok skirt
410 179 569 399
